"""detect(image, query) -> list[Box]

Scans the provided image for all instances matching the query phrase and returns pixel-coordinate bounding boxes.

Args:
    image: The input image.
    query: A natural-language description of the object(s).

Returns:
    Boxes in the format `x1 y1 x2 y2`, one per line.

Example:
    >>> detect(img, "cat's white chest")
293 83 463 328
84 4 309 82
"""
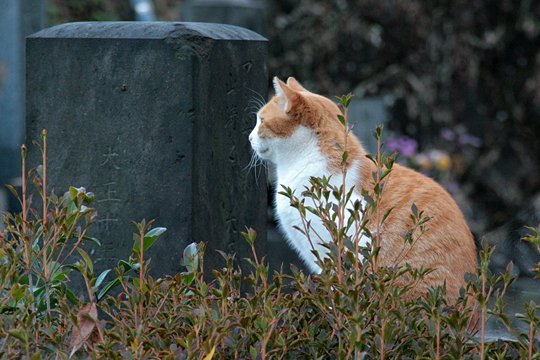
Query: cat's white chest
274 159 329 272
273 138 368 273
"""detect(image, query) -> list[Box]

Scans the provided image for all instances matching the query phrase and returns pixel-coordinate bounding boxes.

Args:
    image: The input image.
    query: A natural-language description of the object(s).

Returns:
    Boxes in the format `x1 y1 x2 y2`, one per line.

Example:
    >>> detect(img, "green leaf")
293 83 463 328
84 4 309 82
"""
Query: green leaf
52 270 69 283
133 227 166 253
97 278 120 302
76 248 93 274
249 346 258 359
183 243 199 273
11 283 27 302
64 263 84 273
411 203 419 218
8 329 27 344
342 151 349 165
337 94 353 107
183 272 195 287
94 269 112 290
69 186 79 201
241 228 257 246
364 195 375 209
4 184 20 200
82 191 95 206
33 285 46 298
83 236 101 246
380 168 392 181
65 288 80 306
132 278 148 293
375 125 383 139
117 260 137 272
382 207 394 224
145 226 167 238
365 154 377 165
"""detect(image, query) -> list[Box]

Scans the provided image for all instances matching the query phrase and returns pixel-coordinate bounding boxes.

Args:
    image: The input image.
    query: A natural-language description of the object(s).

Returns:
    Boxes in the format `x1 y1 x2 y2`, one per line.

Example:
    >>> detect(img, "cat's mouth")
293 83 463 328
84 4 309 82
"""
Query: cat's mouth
258 147 269 155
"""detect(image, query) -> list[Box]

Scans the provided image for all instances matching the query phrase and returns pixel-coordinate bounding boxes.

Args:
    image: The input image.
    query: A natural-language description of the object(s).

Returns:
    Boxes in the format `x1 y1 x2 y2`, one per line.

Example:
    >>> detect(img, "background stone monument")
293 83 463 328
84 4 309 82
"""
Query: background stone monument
0 0 46 215
347 94 391 153
26 22 268 278
181 0 268 36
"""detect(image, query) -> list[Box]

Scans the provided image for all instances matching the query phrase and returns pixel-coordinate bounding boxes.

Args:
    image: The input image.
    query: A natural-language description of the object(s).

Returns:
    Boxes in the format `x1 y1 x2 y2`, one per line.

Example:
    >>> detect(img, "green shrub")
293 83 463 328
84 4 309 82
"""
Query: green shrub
1 108 539 358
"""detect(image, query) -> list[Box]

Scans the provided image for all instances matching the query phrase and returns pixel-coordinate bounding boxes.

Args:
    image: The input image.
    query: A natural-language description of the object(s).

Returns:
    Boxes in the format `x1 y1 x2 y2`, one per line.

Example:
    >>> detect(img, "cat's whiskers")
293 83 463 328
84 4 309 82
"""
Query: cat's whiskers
246 100 264 116
243 149 269 187
244 150 258 170
246 87 266 109
254 154 268 186
244 89 268 187
259 158 269 185
244 151 256 172
246 104 259 114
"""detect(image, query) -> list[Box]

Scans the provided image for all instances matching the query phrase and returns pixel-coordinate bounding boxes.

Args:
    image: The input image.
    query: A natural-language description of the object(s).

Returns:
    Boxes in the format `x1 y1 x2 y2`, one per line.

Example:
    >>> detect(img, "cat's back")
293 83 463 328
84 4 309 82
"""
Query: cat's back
372 163 477 300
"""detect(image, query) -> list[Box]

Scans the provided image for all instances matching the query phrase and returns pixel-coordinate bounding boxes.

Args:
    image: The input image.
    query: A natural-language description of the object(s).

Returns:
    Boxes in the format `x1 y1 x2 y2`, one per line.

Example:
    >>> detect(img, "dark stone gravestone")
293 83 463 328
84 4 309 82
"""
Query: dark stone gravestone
347 95 392 153
26 22 268 280
181 0 268 36
0 0 46 213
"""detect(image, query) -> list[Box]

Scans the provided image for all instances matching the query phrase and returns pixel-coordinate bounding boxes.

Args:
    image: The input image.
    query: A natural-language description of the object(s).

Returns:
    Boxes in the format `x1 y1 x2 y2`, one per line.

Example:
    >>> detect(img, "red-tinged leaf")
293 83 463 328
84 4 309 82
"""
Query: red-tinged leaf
69 302 100 358
4 184 20 200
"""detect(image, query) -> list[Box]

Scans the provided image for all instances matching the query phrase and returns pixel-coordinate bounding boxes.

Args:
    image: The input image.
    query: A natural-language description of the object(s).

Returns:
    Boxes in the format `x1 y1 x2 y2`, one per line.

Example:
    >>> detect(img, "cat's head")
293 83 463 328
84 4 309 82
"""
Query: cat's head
248 76 345 165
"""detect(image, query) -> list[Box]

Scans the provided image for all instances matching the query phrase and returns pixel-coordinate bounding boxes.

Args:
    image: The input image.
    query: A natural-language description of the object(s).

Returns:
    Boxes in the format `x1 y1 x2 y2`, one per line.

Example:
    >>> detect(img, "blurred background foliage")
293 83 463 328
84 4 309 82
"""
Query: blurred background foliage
269 0 540 233
45 0 540 270
47 0 181 23
47 0 133 22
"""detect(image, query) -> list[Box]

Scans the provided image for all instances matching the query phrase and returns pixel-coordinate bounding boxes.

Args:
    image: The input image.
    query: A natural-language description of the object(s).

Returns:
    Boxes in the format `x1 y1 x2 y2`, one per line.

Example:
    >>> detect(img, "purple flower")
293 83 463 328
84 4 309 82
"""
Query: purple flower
458 134 482 147
387 136 418 158
441 181 460 194
440 127 456 141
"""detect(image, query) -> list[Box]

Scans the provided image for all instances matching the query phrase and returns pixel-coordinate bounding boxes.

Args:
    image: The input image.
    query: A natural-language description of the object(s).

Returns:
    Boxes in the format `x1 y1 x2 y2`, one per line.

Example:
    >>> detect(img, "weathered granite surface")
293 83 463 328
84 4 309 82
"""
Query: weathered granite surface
0 0 46 182
26 22 268 278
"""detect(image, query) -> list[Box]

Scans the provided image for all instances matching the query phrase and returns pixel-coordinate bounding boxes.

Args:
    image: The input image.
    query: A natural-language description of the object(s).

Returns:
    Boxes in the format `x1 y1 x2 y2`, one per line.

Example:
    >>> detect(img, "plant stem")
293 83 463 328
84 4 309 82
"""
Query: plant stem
21 145 37 341
25 330 30 359
528 321 533 360
261 319 278 360
436 320 440 360
337 104 350 285
380 319 385 360
480 272 486 359
41 129 51 315
354 219 360 286
83 272 93 304
138 225 144 346
374 129 382 270
250 243 267 292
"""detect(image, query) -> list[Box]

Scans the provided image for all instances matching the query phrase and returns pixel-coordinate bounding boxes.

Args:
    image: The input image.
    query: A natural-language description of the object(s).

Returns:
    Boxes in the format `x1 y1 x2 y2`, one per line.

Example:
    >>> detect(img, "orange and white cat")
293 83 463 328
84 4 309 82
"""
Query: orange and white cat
249 76 477 301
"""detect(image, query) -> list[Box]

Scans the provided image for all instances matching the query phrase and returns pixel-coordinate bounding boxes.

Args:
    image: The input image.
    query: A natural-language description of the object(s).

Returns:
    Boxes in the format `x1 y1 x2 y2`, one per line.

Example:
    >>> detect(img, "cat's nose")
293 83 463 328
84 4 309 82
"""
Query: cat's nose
249 134 253 142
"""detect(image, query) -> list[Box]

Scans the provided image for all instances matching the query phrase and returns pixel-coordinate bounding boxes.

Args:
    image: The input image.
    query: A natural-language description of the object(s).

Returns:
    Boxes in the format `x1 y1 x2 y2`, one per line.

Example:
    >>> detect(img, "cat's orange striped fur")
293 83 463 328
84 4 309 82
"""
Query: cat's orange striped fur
249 76 477 301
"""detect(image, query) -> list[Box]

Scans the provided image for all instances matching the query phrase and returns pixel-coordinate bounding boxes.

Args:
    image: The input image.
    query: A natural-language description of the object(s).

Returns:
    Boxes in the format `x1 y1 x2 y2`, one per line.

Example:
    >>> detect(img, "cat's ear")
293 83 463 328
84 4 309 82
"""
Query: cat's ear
286 77 306 92
273 76 299 113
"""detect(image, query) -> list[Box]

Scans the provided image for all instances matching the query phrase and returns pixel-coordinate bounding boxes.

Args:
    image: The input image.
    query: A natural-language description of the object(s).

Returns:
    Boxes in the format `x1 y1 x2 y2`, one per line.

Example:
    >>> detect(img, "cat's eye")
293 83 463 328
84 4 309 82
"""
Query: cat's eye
260 117 265 123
